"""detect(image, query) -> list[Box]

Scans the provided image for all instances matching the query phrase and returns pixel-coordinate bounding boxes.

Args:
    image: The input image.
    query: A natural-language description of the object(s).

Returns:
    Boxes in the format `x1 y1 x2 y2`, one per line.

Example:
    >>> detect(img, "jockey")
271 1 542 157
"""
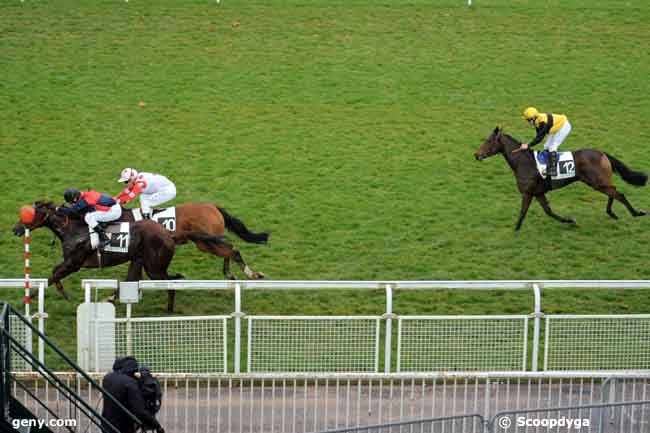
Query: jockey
519 107 572 177
115 168 177 219
59 188 122 247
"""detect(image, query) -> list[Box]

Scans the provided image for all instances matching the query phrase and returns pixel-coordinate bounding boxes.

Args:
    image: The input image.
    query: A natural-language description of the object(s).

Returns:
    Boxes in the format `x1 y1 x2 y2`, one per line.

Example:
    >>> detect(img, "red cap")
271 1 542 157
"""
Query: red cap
19 206 35 224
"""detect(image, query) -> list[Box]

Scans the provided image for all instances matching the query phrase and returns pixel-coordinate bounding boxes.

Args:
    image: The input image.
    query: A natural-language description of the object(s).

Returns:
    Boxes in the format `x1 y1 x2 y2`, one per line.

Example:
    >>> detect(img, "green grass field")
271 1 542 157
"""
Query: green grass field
1 0 650 361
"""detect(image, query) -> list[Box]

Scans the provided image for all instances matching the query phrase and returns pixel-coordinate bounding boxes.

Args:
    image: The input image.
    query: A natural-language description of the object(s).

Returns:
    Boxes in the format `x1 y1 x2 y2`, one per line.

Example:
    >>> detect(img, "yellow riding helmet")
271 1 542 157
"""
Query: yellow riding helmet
523 107 539 121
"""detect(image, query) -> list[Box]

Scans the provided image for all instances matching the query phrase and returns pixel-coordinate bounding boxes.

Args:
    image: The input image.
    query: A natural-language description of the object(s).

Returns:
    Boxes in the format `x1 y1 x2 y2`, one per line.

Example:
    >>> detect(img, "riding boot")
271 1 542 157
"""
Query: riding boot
94 226 110 248
547 151 558 177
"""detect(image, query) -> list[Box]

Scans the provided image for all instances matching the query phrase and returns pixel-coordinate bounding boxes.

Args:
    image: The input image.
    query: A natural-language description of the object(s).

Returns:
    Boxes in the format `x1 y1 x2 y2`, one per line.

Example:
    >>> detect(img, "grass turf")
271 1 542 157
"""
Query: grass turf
1 0 649 366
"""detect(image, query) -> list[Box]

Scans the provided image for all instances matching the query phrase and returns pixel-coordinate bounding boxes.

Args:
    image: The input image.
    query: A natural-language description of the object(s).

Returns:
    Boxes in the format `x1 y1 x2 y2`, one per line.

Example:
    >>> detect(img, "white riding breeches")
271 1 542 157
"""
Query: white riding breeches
140 184 177 214
543 120 571 152
84 204 122 230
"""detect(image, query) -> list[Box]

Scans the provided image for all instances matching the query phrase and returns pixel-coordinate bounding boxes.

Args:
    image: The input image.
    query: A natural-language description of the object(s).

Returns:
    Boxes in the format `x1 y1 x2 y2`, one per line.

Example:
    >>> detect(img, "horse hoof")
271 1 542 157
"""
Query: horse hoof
254 272 266 279
607 212 618 220
102 295 116 304
635 211 646 217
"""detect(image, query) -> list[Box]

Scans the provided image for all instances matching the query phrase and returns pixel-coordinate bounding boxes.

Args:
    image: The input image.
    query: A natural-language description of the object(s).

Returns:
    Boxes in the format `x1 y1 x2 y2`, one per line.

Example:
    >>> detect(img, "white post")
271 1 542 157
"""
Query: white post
468 0 472 6
84 282 91 304
24 228 31 319
384 284 393 374
234 283 242 374
532 283 542 371
37 282 46 365
126 304 133 356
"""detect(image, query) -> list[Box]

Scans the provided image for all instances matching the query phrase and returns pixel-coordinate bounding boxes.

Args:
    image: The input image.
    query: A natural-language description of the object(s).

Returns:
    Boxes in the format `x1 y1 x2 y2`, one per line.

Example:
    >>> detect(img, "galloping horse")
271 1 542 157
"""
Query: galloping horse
13 202 182 312
119 203 268 280
474 127 647 230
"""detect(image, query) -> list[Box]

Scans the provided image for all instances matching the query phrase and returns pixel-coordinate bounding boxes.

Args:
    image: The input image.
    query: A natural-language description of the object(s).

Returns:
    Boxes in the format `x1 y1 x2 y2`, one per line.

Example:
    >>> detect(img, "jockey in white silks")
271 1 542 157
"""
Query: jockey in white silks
115 168 176 219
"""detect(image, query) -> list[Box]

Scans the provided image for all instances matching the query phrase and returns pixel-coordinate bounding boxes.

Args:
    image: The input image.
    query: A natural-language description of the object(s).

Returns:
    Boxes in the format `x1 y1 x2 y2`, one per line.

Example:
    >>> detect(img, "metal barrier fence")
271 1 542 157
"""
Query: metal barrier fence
0 279 47 370
316 400 650 433
491 400 650 432
247 316 381 373
317 414 486 433
10 372 650 433
78 279 650 373
94 315 229 373
397 316 528 372
544 314 650 371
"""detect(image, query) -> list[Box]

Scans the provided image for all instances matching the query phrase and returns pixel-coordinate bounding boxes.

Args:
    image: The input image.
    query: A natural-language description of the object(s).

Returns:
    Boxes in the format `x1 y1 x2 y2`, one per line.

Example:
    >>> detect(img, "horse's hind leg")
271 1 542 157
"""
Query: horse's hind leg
230 249 265 280
606 197 617 219
198 239 265 279
195 240 236 280
222 257 234 280
596 184 646 217
536 194 575 225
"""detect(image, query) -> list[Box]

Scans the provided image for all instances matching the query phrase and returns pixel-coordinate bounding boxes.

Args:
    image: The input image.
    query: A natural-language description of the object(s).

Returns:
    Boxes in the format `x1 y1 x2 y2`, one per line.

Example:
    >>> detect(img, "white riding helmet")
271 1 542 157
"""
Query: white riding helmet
118 168 139 183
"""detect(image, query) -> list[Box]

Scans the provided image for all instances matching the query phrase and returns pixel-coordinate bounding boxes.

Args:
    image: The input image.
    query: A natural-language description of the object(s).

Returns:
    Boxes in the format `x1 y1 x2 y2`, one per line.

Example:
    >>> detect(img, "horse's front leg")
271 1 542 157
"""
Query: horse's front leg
515 194 533 231
536 194 576 225
48 260 82 300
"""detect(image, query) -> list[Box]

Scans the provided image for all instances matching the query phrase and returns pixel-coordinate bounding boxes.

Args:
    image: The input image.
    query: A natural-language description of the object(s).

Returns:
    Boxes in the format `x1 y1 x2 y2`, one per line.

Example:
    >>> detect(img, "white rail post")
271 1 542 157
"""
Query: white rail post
84 282 91 304
384 284 393 373
37 282 46 364
126 303 133 356
531 283 542 371
234 282 242 374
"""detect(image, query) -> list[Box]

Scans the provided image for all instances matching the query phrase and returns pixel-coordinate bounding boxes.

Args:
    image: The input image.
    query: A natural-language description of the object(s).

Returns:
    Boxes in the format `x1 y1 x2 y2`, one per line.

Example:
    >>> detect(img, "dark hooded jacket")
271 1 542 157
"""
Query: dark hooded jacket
101 356 163 433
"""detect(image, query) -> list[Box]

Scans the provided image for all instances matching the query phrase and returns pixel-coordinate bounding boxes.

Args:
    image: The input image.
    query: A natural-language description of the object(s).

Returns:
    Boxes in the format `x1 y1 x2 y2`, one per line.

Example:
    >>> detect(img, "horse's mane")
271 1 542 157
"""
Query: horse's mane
501 132 521 145
34 201 56 209
35 201 83 220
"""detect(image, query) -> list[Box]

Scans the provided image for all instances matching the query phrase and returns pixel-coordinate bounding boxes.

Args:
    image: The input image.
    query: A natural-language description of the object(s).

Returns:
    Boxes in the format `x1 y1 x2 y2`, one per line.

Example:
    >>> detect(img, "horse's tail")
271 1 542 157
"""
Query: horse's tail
605 153 648 186
217 207 269 244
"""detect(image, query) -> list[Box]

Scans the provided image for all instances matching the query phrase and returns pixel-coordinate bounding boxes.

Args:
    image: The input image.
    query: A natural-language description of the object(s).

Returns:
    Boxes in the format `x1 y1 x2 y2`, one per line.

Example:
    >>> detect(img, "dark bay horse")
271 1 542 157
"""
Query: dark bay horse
474 127 647 230
13 202 182 312
119 203 268 280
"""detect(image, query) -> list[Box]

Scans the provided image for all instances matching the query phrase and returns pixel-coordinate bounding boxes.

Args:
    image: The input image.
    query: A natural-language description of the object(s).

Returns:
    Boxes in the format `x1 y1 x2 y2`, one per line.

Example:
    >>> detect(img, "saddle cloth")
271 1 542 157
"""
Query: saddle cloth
534 151 576 180
131 207 177 232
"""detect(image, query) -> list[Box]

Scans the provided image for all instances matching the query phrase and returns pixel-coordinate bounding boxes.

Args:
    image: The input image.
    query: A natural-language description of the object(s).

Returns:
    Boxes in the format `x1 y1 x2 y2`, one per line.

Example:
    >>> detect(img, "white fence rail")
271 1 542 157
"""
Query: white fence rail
10 372 650 433
544 314 650 371
5 278 650 373
247 316 381 373
94 315 229 374
75 279 650 374
0 279 47 370
396 316 528 372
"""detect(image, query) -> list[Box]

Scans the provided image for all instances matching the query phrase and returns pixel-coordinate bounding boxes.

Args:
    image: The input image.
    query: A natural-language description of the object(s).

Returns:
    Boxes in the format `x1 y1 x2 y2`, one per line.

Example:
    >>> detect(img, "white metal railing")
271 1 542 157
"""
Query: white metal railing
76 279 650 374
544 314 650 371
10 372 650 433
0 278 48 368
93 315 229 373
396 315 528 372
247 316 381 373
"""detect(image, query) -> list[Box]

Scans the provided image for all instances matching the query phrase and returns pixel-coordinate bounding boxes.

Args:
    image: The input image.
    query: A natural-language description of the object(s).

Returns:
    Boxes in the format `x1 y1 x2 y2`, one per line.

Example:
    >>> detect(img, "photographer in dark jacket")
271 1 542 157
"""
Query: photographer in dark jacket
102 356 164 433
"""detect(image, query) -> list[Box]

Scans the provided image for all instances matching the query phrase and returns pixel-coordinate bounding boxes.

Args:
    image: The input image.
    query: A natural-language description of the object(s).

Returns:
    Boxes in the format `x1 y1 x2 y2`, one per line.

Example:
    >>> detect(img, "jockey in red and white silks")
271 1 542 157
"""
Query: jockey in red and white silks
115 168 176 218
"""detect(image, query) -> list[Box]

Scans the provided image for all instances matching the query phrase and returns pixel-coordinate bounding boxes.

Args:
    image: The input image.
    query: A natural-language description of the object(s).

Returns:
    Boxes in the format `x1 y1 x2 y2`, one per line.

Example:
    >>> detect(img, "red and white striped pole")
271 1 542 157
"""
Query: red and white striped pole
19 205 35 318
24 227 31 317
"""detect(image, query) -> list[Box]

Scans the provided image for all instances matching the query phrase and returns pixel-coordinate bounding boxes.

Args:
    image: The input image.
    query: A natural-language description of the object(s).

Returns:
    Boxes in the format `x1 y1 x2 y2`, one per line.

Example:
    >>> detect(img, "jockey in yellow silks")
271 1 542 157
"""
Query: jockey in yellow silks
519 107 572 177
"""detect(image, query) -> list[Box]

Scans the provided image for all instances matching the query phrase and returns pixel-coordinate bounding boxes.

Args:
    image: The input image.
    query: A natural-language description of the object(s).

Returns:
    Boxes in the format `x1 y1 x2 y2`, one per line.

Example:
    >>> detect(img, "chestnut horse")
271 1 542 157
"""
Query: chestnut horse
13 202 182 312
474 127 647 230
119 203 268 280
